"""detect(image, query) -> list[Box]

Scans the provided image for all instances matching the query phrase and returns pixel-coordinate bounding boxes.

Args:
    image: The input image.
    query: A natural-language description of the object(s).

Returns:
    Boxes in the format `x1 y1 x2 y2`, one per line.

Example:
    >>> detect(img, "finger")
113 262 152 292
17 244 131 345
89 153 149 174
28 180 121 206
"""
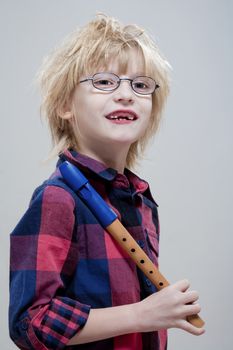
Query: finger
184 303 202 317
182 290 199 304
178 319 205 336
172 279 190 292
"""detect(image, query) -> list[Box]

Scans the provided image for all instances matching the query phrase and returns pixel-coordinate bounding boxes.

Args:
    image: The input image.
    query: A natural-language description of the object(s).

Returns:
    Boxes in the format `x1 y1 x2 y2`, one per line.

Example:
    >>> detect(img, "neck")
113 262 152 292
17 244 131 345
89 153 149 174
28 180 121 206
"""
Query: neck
78 144 129 174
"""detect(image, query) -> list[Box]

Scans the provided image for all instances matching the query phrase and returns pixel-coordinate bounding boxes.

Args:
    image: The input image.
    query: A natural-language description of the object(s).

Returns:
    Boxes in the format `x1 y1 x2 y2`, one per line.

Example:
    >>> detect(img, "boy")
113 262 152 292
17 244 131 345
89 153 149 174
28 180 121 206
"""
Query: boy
9 14 204 350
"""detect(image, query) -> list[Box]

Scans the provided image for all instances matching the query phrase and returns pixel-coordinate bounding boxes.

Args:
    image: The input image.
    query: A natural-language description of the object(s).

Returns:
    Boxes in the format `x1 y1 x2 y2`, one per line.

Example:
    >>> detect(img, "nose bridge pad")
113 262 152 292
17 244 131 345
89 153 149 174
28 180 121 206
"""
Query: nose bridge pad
120 78 131 87
117 78 133 97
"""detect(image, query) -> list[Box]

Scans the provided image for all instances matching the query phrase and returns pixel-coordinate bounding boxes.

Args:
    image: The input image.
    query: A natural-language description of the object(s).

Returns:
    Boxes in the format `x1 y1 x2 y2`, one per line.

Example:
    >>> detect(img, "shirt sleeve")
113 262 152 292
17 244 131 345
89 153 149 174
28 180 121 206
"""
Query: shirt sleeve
9 184 91 349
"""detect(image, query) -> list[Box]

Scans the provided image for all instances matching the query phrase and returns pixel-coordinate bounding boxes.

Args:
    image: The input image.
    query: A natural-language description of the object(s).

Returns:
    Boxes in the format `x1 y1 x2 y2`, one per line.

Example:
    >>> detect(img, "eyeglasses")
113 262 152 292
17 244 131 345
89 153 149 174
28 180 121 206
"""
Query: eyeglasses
79 72 159 95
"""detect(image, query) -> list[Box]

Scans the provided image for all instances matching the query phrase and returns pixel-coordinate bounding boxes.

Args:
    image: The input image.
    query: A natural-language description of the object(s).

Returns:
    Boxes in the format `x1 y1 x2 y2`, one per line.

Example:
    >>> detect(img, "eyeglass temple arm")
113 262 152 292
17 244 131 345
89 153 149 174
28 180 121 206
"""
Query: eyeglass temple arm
79 78 93 83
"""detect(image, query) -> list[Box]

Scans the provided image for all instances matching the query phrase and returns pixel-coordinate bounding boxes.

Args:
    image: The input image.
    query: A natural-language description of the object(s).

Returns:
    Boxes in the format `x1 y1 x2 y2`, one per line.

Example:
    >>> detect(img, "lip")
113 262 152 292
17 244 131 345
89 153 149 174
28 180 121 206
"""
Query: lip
105 109 139 121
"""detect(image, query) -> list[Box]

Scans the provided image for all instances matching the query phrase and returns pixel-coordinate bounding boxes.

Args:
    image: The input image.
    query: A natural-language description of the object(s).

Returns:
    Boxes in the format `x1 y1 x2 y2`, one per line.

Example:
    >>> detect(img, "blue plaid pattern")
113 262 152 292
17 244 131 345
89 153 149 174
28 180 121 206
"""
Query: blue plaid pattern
9 149 167 349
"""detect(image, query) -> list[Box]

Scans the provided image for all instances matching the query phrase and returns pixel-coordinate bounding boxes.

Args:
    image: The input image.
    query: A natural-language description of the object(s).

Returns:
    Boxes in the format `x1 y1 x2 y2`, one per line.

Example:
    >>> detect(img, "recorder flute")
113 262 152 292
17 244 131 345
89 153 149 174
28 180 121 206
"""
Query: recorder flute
59 161 204 328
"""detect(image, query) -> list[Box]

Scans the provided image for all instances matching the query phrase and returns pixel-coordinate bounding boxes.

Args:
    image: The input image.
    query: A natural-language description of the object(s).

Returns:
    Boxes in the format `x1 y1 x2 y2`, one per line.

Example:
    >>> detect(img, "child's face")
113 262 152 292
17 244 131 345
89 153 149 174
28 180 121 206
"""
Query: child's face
70 48 152 154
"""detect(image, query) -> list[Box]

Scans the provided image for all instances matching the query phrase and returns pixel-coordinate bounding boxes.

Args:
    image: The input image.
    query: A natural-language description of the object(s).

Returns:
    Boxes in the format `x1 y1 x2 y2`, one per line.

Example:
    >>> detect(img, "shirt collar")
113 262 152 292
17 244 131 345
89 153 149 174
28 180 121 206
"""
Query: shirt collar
59 149 118 180
58 149 157 203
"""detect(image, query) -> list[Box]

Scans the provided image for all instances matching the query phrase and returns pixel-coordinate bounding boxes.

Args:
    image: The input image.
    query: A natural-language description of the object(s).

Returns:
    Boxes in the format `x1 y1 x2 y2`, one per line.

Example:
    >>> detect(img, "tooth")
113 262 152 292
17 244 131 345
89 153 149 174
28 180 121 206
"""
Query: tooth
108 114 135 120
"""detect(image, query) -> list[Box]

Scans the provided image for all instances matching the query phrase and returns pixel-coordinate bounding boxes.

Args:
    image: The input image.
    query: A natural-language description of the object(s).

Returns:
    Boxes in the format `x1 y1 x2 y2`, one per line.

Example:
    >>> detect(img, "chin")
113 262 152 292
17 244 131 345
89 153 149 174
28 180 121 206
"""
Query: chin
112 137 138 145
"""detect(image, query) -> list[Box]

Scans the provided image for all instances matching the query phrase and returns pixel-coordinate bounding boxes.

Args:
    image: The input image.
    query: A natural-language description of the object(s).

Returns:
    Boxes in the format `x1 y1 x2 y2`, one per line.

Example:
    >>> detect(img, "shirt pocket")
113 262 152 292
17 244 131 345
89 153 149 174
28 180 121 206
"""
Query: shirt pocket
145 228 159 266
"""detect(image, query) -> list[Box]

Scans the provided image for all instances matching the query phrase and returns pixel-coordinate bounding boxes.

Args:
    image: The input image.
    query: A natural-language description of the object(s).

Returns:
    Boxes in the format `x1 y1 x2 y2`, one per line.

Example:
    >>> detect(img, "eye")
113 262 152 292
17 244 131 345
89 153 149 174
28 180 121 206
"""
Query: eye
133 81 149 89
94 79 115 86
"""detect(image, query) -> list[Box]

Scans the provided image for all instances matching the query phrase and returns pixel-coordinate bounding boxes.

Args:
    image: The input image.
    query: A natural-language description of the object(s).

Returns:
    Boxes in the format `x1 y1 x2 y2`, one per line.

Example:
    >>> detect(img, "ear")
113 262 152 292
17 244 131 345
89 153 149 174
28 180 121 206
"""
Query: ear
60 111 73 120
57 104 73 120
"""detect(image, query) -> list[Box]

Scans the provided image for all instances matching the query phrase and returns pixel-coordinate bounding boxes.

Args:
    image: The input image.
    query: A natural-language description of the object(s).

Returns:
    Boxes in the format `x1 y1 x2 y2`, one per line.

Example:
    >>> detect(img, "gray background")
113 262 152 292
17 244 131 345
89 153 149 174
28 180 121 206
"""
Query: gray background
1 0 232 349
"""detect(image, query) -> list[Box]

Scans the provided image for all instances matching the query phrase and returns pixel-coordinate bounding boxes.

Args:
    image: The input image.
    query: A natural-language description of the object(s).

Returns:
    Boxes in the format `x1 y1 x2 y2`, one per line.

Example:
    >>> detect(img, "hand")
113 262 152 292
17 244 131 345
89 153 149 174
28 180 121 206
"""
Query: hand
136 279 205 336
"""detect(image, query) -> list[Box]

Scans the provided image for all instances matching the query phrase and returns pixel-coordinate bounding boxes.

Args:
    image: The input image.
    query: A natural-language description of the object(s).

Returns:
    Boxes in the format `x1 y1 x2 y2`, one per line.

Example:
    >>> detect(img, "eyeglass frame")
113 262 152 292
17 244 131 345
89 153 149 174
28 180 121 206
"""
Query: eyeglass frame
79 72 160 95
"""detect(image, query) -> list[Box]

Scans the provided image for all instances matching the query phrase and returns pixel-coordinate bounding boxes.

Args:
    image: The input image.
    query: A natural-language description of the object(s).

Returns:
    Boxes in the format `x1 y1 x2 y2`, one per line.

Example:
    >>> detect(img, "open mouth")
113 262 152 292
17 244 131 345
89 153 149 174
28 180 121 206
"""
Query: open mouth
106 115 137 121
105 110 138 121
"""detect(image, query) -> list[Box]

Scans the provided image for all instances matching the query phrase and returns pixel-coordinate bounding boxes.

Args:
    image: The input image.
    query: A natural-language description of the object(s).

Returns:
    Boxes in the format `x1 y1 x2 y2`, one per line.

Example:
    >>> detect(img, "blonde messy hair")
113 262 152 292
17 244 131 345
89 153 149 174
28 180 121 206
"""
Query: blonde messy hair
37 13 171 169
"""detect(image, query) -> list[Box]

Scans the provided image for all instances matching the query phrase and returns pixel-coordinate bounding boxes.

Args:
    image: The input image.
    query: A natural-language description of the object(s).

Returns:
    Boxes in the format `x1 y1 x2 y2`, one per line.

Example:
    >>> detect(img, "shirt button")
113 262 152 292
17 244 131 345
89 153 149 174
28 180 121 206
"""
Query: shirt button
21 318 29 330
137 240 144 248
146 279 152 287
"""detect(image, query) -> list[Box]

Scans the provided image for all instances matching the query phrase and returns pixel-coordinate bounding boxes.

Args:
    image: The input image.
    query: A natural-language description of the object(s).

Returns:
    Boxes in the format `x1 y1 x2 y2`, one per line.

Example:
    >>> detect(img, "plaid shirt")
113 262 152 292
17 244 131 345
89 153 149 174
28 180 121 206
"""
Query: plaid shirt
9 149 167 350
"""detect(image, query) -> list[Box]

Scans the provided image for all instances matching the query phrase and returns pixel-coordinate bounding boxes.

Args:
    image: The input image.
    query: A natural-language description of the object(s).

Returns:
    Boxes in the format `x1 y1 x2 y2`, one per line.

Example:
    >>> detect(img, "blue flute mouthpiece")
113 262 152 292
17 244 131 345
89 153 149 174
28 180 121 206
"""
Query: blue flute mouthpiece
59 161 118 227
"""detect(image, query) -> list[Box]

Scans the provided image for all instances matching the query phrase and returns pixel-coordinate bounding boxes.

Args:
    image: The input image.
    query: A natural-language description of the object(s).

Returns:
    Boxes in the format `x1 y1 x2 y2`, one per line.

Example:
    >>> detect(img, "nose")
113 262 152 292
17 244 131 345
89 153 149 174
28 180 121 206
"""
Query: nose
113 80 134 104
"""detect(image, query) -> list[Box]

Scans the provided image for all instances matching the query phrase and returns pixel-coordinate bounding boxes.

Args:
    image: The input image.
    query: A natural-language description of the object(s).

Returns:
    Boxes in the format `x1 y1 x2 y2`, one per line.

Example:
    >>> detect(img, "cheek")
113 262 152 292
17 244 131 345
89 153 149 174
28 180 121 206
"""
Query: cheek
139 101 153 134
149 98 153 112
143 99 153 120
74 93 105 119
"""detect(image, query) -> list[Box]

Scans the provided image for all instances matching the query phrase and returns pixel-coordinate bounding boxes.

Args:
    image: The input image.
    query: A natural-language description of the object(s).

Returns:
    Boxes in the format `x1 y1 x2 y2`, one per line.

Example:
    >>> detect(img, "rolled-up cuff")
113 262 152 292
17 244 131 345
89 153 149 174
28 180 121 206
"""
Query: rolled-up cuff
29 297 91 349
